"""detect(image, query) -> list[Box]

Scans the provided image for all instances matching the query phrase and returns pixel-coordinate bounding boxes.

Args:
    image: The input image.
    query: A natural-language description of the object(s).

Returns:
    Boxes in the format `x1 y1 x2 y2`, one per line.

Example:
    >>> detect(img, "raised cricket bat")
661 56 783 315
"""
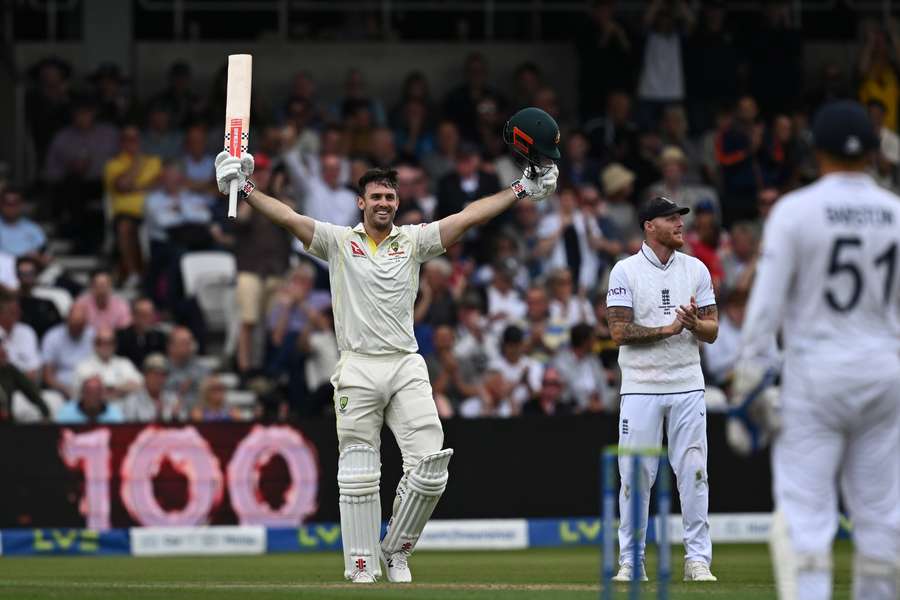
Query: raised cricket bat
224 54 252 218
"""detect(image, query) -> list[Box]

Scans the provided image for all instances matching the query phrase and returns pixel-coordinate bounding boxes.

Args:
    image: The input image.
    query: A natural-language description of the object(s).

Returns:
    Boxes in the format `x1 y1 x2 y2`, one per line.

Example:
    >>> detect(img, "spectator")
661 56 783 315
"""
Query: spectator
104 125 162 287
422 120 461 184
484 258 527 336
472 231 529 290
521 284 569 360
389 71 437 130
757 186 781 223
700 103 733 189
115 297 168 369
234 158 295 376
141 102 183 161
368 127 399 169
584 90 639 164
283 152 358 227
601 163 641 242
297 306 339 418
121 353 182 422
44 96 118 252
576 0 635 120
552 322 607 412
626 129 665 198
73 270 133 331
703 288 776 388
164 326 208 412
335 68 387 127
471 95 507 161
0 290 41 381
16 256 61 340
720 221 760 293
149 61 199 129
25 56 72 169
636 0 694 129
580 184 625 272
88 62 134 126
75 325 142 401
0 344 49 422
395 164 436 225
646 146 720 228
342 99 376 157
459 368 515 418
181 123 217 201
859 20 900 131
536 187 604 292
442 53 506 142
746 0 803 116
715 95 764 226
426 325 478 418
191 375 241 422
522 366 576 416
265 263 330 389
512 62 544 111
546 267 596 328
55 375 124 424
41 303 94 399
559 130 601 189
414 258 458 328
143 159 215 308
488 325 543 411
867 99 900 192
684 201 725 290
683 0 739 134
284 71 327 129
658 105 702 181
0 188 48 263
454 295 496 381
513 199 545 280
282 96 321 157
393 99 435 161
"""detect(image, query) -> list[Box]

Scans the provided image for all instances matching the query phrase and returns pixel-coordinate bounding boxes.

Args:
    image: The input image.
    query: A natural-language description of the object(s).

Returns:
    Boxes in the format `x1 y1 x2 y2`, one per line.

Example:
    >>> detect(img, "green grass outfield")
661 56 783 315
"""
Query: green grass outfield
0 542 853 600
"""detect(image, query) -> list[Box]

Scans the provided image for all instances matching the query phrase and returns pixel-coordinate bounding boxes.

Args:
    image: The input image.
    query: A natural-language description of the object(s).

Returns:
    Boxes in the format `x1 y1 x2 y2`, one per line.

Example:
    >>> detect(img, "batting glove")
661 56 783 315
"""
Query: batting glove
215 150 255 195
511 163 558 202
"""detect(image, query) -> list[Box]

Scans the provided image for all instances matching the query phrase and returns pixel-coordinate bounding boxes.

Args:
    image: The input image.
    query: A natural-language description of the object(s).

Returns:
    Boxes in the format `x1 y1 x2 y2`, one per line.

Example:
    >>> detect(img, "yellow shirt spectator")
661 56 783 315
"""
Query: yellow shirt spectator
104 152 162 218
859 64 899 132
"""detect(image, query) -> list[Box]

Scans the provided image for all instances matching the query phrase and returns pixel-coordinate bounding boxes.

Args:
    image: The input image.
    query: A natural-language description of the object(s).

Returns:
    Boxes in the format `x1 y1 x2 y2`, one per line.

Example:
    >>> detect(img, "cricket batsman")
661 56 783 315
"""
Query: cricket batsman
735 100 900 600
215 107 560 583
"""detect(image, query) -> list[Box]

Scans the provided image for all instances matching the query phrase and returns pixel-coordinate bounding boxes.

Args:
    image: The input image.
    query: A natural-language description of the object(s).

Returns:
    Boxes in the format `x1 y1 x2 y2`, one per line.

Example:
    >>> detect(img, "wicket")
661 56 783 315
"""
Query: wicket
600 445 671 600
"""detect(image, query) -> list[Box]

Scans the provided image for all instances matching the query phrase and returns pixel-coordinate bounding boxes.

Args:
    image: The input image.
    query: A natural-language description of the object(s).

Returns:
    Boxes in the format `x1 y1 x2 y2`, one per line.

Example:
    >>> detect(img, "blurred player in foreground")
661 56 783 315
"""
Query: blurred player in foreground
606 196 719 583
735 100 900 600
215 108 560 583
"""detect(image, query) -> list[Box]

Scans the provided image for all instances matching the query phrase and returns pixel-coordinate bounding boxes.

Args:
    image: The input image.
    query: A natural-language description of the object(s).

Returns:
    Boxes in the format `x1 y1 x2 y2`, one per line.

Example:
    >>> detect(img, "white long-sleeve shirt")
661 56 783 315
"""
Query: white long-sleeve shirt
740 172 900 385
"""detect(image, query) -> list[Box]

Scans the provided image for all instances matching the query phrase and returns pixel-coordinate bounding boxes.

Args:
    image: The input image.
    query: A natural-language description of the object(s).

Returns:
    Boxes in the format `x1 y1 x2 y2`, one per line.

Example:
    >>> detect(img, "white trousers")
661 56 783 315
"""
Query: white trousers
773 369 900 568
332 351 443 472
617 390 712 566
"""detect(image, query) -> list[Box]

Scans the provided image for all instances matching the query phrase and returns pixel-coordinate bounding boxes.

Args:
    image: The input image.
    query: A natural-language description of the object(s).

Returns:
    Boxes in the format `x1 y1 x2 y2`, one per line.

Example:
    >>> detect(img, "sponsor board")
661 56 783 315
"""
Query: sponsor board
0 528 130 556
417 519 528 550
131 526 265 557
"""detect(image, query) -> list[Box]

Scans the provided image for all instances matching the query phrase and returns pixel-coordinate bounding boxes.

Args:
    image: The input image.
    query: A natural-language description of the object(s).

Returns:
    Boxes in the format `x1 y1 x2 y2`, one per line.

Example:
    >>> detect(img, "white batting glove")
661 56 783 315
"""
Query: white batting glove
214 150 255 195
511 163 558 202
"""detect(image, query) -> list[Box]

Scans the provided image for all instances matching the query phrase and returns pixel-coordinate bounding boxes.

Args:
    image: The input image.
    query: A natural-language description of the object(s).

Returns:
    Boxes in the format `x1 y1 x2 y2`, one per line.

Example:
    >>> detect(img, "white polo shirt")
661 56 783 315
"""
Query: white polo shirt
307 220 445 355
606 243 716 395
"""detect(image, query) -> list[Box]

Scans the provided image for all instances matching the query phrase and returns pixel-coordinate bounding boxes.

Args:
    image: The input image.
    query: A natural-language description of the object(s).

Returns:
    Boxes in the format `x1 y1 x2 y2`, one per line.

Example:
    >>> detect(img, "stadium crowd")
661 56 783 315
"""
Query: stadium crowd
1 0 895 424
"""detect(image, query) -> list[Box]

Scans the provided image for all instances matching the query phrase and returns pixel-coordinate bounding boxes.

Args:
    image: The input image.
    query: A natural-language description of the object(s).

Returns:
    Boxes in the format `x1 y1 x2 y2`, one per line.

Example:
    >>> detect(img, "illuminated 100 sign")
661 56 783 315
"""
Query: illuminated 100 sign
59 425 319 530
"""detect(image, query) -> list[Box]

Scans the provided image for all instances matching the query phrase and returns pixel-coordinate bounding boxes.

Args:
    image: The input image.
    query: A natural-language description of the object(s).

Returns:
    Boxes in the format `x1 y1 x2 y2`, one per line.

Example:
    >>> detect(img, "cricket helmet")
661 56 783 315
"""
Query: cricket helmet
503 106 561 175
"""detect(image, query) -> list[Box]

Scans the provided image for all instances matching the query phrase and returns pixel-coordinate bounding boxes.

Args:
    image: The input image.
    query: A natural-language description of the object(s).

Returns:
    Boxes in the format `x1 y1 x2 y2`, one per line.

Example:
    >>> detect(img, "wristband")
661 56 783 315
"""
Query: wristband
238 178 256 199
511 179 528 200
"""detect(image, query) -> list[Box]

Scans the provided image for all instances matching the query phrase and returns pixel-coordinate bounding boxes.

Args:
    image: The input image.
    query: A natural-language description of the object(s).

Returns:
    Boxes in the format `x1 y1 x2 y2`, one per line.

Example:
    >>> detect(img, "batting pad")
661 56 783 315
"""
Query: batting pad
338 445 382 579
382 448 453 555
769 510 832 600
852 554 899 600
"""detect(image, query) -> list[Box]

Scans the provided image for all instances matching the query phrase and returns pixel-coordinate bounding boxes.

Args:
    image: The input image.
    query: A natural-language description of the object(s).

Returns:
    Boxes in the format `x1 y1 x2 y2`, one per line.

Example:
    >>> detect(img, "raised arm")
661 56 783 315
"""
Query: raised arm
607 305 683 346
215 151 316 248
437 165 558 248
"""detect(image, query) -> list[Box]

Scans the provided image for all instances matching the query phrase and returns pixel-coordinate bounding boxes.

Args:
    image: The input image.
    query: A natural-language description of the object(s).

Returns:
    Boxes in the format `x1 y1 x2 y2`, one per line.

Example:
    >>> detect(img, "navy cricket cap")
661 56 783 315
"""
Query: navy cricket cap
639 196 690 230
812 100 879 159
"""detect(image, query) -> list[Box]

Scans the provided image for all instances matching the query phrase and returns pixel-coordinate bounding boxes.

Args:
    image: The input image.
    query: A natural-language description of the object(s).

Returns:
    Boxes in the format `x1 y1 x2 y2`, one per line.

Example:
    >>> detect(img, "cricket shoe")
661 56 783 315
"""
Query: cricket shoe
348 569 377 584
382 547 413 583
684 560 717 582
612 562 648 582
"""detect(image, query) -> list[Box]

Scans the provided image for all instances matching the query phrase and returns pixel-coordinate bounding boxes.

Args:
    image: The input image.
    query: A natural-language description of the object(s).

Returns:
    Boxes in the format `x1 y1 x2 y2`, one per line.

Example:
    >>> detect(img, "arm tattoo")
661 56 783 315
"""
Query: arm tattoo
697 305 718 321
607 306 672 346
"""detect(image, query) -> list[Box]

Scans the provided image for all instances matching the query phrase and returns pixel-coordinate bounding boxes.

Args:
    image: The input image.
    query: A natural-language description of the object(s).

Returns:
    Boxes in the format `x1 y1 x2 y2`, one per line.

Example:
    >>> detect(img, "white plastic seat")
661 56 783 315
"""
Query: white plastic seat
32 286 74 317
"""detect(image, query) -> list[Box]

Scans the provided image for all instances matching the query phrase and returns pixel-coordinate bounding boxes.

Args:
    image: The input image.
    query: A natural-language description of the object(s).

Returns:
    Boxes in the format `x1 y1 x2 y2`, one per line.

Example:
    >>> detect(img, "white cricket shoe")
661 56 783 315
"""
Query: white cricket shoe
612 562 648 582
684 560 717 582
382 548 412 583
348 569 377 584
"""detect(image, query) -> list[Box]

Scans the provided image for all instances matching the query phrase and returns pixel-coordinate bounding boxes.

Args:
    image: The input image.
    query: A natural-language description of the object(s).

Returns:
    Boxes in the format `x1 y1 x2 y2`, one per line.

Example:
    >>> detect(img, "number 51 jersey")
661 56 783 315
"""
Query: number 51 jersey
742 172 900 384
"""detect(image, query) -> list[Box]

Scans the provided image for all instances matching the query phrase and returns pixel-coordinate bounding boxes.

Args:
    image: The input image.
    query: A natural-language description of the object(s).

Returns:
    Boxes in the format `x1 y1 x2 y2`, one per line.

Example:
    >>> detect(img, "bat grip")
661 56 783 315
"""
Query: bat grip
228 179 238 218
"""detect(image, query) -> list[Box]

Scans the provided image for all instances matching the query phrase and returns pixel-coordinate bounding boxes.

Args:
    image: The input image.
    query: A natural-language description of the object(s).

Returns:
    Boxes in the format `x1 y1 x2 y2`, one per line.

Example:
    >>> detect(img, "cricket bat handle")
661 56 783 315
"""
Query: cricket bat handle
228 178 238 218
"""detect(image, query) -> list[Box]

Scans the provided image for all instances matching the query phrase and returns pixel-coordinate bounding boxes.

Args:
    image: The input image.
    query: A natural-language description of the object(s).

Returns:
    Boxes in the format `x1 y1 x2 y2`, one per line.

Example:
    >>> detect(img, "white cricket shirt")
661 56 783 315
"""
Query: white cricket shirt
307 220 445 355
606 243 716 394
741 172 900 382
